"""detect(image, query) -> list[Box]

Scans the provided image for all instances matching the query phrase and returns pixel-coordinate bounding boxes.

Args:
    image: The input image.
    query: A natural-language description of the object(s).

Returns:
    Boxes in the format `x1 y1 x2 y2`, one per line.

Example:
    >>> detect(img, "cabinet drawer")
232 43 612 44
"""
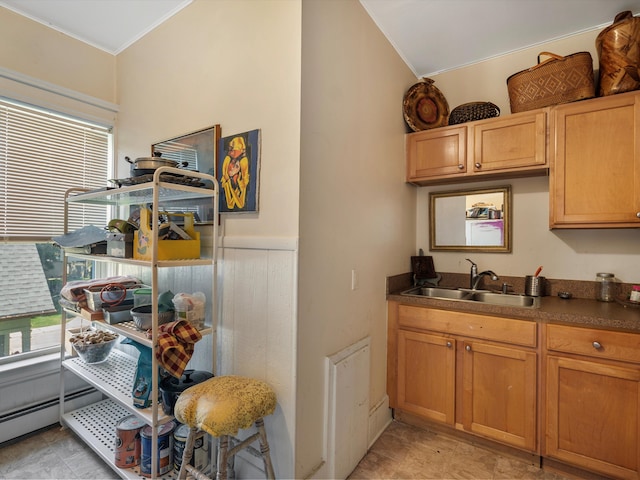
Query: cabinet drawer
398 305 536 347
547 324 640 364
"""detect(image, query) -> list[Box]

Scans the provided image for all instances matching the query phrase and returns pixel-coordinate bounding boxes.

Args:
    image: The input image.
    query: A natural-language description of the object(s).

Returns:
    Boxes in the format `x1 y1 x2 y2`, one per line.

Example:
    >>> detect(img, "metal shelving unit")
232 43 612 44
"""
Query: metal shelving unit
59 167 218 479
62 399 178 480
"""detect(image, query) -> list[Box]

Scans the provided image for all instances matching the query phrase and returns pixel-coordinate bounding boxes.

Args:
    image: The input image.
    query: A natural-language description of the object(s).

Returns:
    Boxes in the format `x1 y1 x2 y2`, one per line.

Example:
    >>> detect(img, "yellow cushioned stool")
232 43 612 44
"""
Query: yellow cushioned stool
174 375 277 480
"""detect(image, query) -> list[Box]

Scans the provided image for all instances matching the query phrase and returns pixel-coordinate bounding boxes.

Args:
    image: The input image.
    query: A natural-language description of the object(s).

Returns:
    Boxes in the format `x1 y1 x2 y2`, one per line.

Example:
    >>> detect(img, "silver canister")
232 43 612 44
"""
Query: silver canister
524 275 545 297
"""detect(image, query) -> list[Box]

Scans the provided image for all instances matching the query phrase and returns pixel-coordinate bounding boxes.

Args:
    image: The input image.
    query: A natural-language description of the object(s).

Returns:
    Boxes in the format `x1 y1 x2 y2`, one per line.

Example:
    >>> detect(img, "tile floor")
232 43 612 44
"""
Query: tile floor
0 420 571 480
0 424 117 480
349 421 570 480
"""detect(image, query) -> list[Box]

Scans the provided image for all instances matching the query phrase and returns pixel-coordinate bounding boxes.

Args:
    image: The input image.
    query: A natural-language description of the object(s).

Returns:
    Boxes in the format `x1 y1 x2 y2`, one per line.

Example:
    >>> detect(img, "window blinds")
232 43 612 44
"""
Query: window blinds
0 99 111 240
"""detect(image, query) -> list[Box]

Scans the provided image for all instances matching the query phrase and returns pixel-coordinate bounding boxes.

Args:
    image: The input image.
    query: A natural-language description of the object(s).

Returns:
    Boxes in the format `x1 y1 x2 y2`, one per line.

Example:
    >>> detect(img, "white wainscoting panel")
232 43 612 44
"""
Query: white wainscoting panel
219 239 297 480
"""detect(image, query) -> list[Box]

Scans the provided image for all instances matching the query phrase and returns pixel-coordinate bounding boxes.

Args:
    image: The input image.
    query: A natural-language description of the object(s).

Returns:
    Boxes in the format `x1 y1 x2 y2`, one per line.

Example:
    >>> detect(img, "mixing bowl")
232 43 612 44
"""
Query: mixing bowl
70 330 119 364
130 305 174 330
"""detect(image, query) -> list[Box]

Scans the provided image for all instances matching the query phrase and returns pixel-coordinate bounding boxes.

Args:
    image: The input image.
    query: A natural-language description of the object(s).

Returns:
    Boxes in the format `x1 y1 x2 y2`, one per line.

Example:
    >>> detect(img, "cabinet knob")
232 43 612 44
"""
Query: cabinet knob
446 341 452 348
475 162 481 169
637 212 640 218
592 341 602 350
458 164 464 170
465 345 471 352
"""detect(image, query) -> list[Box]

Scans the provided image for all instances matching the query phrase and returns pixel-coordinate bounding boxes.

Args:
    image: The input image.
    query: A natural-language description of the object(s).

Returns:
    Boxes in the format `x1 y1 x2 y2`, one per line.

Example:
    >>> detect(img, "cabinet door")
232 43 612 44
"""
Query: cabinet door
406 126 467 183
546 355 640 479
472 110 547 174
550 91 640 228
397 329 456 424
462 340 537 451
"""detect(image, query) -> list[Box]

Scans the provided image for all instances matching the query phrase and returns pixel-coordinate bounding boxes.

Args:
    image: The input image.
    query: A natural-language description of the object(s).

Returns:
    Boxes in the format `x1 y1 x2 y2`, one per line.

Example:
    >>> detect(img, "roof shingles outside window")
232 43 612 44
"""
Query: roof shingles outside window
0 244 55 318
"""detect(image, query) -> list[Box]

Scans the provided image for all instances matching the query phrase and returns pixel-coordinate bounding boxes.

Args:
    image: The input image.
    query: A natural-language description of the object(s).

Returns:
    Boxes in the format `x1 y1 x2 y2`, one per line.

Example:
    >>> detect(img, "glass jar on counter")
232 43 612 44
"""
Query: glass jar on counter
595 272 617 302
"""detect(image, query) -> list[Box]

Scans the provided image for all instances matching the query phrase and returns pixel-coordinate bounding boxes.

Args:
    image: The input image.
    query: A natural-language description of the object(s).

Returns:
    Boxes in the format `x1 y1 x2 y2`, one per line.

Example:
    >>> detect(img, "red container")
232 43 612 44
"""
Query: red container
115 415 145 468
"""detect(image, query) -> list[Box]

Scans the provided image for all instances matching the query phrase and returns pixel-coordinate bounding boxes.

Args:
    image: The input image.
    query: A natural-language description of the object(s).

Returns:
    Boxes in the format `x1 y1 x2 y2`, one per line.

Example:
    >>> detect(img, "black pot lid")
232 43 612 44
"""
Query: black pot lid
160 369 213 393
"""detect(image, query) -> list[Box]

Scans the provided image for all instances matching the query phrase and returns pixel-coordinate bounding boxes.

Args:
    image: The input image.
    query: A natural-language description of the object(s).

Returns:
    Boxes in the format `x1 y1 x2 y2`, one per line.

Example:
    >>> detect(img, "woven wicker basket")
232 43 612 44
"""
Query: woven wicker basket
448 102 500 125
507 52 595 113
596 11 640 96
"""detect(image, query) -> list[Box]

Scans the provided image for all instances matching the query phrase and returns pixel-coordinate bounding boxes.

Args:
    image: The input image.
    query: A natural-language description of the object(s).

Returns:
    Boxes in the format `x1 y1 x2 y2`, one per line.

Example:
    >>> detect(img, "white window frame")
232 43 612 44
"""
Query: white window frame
0 67 118 367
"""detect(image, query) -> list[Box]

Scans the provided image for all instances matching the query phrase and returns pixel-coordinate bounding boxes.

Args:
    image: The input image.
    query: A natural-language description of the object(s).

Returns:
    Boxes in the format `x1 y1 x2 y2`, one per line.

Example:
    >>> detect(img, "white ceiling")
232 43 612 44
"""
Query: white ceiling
1 0 639 75
360 0 640 76
0 0 192 54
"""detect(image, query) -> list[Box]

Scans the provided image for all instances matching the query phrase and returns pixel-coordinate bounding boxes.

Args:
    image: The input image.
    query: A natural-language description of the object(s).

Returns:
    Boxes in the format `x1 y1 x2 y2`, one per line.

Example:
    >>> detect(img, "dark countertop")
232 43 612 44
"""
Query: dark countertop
387 273 640 334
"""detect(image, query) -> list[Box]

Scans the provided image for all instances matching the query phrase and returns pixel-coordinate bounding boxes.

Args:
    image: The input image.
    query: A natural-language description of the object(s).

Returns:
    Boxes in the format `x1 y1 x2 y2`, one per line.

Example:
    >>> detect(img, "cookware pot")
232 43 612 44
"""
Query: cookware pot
125 152 188 177
159 369 213 415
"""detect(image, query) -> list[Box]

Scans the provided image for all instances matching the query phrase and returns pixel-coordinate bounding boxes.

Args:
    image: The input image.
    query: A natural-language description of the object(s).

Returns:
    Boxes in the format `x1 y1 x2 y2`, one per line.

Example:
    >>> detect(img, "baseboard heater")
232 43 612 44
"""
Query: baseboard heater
0 387 101 445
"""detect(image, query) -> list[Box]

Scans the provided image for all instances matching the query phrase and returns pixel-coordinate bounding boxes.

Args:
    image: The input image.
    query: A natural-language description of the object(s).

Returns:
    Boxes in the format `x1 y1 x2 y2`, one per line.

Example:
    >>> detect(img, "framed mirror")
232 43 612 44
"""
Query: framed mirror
152 125 220 223
430 185 511 252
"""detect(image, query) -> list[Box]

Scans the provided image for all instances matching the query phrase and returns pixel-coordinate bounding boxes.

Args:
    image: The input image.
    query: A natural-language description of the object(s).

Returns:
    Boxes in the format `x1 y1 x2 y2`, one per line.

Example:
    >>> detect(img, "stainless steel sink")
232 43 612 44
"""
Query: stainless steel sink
471 291 537 307
402 286 474 300
400 286 538 308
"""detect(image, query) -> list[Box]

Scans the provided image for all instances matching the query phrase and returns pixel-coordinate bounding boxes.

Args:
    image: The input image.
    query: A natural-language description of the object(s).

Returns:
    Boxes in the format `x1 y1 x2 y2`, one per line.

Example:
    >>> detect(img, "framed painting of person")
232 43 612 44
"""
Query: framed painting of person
217 129 260 213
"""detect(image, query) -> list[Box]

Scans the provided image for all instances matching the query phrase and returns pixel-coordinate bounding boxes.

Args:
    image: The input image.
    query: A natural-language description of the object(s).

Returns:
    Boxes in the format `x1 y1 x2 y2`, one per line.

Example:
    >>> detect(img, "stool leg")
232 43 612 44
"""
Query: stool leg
216 435 229 480
255 418 275 480
178 427 198 480
227 438 236 479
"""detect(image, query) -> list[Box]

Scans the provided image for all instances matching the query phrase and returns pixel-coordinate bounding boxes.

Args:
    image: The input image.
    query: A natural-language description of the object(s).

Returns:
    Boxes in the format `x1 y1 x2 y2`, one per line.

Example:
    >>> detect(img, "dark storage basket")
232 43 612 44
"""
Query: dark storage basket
448 102 500 125
507 51 595 113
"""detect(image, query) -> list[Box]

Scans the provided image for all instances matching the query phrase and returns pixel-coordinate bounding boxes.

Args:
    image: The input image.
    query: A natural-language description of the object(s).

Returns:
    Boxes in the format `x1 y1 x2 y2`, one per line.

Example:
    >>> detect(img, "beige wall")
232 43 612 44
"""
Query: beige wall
5 2 640 479
117 1 418 476
0 7 115 103
116 1 302 477
115 0 301 239
298 0 416 476
419 30 640 284
429 31 601 116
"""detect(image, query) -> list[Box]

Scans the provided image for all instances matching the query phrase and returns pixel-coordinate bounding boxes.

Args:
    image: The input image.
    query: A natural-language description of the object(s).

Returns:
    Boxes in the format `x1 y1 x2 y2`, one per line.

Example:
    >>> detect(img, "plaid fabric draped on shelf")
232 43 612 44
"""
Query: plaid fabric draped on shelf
147 320 202 377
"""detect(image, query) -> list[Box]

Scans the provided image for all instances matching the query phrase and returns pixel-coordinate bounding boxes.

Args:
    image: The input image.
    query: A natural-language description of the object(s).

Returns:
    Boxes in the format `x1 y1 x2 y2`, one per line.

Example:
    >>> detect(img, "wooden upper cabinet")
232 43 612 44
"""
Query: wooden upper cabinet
406 125 467 181
471 110 547 174
406 109 548 186
550 90 640 228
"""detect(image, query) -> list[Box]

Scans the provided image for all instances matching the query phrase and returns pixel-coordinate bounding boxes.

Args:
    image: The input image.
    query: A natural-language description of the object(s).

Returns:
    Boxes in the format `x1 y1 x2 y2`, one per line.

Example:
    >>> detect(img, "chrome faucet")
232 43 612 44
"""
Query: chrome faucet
466 258 499 290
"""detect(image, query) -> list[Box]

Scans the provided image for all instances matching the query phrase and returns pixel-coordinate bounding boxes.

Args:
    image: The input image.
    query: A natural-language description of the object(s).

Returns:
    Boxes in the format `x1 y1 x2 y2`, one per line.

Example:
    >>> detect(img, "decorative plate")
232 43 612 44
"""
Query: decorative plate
403 77 450 132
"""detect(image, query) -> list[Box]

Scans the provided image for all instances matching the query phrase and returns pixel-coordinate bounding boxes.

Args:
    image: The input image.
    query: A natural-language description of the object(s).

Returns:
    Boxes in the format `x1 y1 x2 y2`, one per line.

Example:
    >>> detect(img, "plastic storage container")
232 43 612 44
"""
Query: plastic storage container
172 292 206 330
133 288 153 307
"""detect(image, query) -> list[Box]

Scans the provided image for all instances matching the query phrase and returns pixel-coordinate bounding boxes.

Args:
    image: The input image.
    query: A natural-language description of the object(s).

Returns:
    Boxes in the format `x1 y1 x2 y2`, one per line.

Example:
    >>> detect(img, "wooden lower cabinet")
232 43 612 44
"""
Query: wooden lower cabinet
462 340 537 451
389 303 640 477
389 303 538 453
397 329 455 424
545 324 640 479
